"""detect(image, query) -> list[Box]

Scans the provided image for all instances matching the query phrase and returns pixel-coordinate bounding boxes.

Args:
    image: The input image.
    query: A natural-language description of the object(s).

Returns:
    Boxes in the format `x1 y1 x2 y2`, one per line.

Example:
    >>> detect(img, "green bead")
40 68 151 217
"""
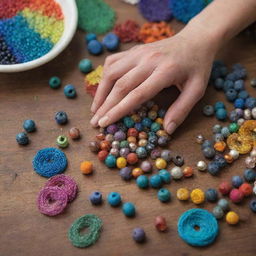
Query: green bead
78 59 93 73
229 122 239 133
123 116 134 128
56 135 69 148
157 188 171 202
120 140 129 148
151 122 161 132
49 76 61 89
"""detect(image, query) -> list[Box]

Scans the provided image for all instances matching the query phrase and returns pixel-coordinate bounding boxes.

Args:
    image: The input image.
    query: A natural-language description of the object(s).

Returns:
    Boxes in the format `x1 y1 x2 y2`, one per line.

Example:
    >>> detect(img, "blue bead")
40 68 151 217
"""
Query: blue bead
132 227 146 243
238 90 249 99
89 191 102 205
234 80 244 91
49 76 61 89
207 162 220 175
245 97 256 109
119 167 132 181
87 40 103 55
149 174 162 188
102 32 120 51
142 117 152 128
105 155 116 168
23 119 36 132
212 206 224 219
123 116 135 128
214 78 224 90
134 122 143 131
217 198 229 211
136 175 149 189
225 89 237 102
203 105 214 116
158 109 166 118
78 59 93 73
136 147 147 158
210 68 221 80
151 122 161 132
85 33 97 43
229 110 240 122
159 169 171 184
215 108 227 121
249 199 256 213
64 84 76 98
55 111 68 125
214 155 227 168
232 175 243 188
244 169 256 183
16 132 29 145
214 101 225 111
221 127 230 138
234 98 245 109
107 192 121 206
223 80 234 92
202 147 216 159
201 140 214 149
157 188 171 202
205 188 218 202
226 72 237 81
232 63 244 70
145 143 155 152
122 202 136 217
148 136 158 145
219 66 228 77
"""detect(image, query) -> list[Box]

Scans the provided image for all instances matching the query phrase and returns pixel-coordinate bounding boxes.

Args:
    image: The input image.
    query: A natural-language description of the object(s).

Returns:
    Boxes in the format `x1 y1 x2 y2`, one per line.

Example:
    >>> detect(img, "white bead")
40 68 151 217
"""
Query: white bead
110 148 119 157
196 134 204 144
229 149 239 160
252 107 256 119
244 109 251 120
253 185 256 195
197 161 207 171
170 166 183 179
237 118 245 126
245 156 256 169
112 141 120 149
129 142 137 152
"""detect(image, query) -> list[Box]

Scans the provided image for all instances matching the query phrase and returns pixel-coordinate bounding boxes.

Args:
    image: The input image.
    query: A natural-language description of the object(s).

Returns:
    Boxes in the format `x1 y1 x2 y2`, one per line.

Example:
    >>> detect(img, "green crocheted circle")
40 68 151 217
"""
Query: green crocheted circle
68 214 103 248
76 0 116 35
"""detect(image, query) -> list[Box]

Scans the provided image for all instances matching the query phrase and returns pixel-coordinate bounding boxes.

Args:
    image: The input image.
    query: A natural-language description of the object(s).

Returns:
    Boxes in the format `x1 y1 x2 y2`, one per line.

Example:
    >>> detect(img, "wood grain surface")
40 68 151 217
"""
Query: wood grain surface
0 1 256 255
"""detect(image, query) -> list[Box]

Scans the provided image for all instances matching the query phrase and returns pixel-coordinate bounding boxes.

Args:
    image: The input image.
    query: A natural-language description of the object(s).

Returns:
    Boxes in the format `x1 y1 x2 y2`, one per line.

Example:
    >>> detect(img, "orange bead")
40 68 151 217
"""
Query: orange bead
156 130 167 137
214 141 226 152
96 133 105 141
138 131 148 140
224 154 234 164
127 153 138 165
127 136 137 144
80 161 93 174
183 166 194 177
98 150 108 161
100 140 111 151
239 183 253 196
132 168 143 178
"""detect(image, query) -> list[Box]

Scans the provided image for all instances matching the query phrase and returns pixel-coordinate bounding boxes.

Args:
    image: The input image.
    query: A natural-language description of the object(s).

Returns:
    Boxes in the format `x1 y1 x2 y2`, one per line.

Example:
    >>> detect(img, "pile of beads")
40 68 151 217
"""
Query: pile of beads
85 65 103 97
0 0 64 64
37 174 78 216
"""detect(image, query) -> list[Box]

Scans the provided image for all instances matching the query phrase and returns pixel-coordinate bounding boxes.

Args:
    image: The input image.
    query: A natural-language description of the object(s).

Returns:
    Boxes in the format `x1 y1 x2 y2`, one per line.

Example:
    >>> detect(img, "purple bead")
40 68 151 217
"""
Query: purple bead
120 167 133 181
114 130 126 141
229 110 240 122
106 124 118 135
235 108 244 117
140 160 152 173
150 149 161 160
132 227 146 243
119 148 130 158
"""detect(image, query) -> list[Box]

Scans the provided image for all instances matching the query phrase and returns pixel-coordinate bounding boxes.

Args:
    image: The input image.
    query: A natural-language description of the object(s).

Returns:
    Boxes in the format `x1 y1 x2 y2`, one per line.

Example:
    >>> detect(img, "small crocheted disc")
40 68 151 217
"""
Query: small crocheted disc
33 147 68 178
169 0 206 24
178 208 219 247
139 0 172 22
37 186 68 216
68 214 103 248
45 174 78 202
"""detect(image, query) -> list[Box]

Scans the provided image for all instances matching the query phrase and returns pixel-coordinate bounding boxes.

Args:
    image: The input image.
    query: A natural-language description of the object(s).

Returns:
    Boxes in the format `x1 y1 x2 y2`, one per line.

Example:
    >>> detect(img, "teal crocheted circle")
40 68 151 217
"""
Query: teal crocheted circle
178 208 219 247
68 214 103 248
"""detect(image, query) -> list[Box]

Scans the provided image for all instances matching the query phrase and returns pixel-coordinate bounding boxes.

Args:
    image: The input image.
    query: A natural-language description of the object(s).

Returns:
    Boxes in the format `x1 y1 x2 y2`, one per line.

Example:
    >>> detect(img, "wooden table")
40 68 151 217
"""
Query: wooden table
1 1 256 255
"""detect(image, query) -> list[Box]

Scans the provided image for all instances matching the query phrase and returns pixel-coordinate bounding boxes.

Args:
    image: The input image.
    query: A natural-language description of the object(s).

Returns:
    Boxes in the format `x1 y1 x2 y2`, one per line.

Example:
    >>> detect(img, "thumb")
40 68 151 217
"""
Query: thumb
163 78 205 135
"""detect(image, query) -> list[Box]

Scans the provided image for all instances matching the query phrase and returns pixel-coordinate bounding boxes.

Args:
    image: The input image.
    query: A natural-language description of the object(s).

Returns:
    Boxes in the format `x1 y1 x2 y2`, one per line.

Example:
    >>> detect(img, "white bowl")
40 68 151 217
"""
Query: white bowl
0 0 78 73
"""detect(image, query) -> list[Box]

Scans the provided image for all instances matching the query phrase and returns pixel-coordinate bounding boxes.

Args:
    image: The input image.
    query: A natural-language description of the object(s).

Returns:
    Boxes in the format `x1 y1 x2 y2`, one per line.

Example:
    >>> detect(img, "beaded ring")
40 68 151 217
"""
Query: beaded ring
37 186 68 216
45 174 78 202
33 147 68 178
68 214 103 248
178 208 219 247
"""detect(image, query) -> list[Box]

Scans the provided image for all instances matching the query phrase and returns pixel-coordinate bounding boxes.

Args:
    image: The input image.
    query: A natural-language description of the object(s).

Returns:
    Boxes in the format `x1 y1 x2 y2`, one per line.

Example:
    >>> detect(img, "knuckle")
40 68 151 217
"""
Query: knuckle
115 80 129 95
105 56 114 66
132 88 146 102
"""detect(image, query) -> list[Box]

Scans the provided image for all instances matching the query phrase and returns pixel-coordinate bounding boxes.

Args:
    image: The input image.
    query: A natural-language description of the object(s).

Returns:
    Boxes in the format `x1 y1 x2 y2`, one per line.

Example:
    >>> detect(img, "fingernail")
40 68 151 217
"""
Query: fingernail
98 116 109 127
90 115 99 127
166 122 177 135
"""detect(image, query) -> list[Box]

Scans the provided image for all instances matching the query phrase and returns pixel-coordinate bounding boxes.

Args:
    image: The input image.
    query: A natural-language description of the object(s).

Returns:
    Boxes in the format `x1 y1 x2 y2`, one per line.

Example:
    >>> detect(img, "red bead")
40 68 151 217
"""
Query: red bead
219 181 232 195
98 150 108 161
239 183 253 197
127 128 139 138
229 188 244 203
127 153 138 165
155 216 167 232
69 127 80 139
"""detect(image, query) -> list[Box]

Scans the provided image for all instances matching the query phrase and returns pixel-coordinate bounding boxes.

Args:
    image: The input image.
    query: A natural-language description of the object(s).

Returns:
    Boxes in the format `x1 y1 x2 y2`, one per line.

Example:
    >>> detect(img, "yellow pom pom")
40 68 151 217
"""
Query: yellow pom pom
155 158 167 169
177 188 190 201
226 211 239 225
116 157 127 169
190 188 205 204
80 161 93 175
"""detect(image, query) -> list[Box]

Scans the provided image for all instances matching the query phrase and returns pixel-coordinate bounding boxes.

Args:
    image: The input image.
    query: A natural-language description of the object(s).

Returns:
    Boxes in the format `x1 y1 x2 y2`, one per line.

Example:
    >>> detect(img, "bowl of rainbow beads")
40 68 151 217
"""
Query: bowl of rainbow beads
0 0 77 73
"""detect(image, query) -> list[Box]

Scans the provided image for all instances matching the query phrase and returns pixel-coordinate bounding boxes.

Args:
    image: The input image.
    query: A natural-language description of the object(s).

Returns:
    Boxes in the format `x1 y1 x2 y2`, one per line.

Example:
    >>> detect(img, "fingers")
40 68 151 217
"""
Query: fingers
163 77 205 135
96 71 171 128
91 54 136 113
90 65 154 127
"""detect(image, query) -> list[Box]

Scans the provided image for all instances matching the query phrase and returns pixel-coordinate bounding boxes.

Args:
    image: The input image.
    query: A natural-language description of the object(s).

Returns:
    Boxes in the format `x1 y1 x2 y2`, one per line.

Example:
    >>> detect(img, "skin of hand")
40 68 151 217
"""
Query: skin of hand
91 0 256 134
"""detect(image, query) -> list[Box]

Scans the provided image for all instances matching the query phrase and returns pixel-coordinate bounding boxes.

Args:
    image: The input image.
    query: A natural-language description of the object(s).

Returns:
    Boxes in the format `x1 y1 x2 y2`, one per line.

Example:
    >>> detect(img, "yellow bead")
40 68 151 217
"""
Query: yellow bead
155 118 163 125
156 129 168 137
190 188 205 204
116 157 127 169
226 211 239 225
176 188 190 201
127 136 137 144
132 167 143 178
155 158 167 169
131 114 141 123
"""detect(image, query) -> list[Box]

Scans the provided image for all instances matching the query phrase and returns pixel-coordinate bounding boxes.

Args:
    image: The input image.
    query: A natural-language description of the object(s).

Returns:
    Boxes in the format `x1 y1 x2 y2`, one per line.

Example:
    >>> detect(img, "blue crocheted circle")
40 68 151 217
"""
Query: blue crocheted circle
169 0 206 23
178 208 219 247
33 148 68 178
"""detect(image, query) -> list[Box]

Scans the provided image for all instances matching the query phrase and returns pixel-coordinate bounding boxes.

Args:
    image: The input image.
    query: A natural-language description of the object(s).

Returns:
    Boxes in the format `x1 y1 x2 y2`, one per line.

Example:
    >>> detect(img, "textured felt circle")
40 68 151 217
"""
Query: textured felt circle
178 208 219 247
33 147 68 178
68 214 103 248
45 174 78 202
139 0 172 22
169 0 206 24
37 186 68 216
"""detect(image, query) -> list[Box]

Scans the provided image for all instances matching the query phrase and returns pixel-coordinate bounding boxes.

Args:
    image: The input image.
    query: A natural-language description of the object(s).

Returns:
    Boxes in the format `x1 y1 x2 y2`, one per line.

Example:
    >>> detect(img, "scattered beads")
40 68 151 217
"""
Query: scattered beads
69 127 80 140
16 132 29 145
155 158 167 169
80 161 93 175
212 206 224 219
249 199 256 212
155 216 167 232
170 166 183 180
105 155 117 168
56 135 69 148
102 32 120 51
122 202 136 217
132 227 146 243
23 119 36 132
226 211 239 225
232 175 243 188
191 188 205 204
55 111 68 125
217 199 229 212
239 183 253 197
64 84 77 99
205 188 218 202
136 175 149 189
149 174 162 189
177 188 190 201
159 169 171 184
219 181 232 195
49 76 61 89
120 167 132 181
183 166 194 177
87 40 103 55
89 191 102 205
157 188 171 202
197 160 207 171
107 192 121 207
229 188 244 203
79 58 93 73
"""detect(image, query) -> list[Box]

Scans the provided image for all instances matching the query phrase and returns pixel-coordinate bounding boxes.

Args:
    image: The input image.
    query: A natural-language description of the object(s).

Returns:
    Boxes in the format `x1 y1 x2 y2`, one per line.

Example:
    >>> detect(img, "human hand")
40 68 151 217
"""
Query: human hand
90 24 218 134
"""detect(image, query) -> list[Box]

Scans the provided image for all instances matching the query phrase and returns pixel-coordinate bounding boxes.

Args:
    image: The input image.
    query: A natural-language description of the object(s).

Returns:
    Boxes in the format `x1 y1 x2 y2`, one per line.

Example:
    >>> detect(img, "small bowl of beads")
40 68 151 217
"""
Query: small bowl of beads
0 0 77 73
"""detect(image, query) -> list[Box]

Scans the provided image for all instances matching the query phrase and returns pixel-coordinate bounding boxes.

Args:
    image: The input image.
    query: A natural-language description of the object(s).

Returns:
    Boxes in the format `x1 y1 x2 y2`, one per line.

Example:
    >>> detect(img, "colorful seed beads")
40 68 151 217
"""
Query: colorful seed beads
0 0 64 64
